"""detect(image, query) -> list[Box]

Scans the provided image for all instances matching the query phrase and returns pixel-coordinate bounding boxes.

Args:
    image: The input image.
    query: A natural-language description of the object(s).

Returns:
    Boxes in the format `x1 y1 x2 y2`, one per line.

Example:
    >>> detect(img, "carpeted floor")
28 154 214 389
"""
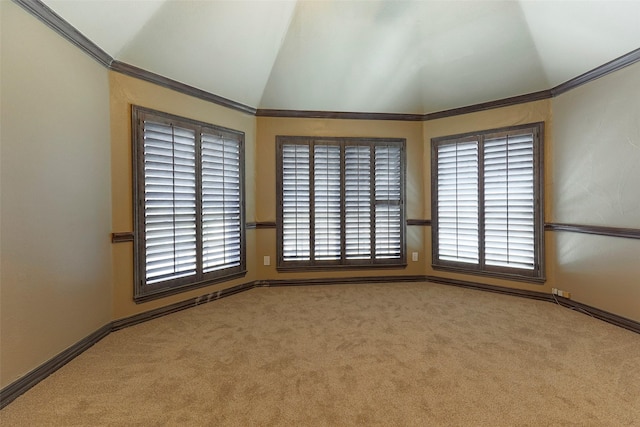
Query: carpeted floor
1 282 639 426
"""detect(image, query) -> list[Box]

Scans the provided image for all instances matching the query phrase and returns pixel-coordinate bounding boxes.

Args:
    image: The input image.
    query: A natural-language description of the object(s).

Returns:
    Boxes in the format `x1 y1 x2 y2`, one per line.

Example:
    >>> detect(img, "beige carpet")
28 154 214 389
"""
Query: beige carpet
2 282 639 426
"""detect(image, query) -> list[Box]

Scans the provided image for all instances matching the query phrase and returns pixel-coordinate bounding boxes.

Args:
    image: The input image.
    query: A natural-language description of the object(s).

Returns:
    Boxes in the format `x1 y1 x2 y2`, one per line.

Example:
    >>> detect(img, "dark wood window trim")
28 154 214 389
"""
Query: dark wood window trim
276 136 407 270
132 106 246 302
431 123 545 282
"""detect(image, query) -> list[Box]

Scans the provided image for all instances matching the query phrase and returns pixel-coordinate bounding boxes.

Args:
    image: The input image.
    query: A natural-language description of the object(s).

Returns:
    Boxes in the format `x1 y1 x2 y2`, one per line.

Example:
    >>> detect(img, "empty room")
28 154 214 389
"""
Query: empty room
1 0 639 424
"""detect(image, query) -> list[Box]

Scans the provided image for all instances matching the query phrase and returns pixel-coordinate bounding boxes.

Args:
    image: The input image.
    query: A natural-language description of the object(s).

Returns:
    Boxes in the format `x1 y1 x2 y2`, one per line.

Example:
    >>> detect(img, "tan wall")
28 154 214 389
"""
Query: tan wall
254 117 426 280
422 100 556 293
0 1 112 388
3 0 639 393
550 62 640 322
109 72 257 320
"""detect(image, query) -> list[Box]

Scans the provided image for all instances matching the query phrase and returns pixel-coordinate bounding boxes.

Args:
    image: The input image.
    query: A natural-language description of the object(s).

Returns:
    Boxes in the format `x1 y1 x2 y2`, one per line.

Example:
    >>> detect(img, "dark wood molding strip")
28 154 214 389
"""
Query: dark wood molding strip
407 219 431 226
260 275 427 287
426 275 640 334
545 222 640 240
3 275 639 409
1 281 257 408
13 0 113 67
111 232 134 243
255 221 277 229
423 90 552 121
425 275 551 301
551 47 640 97
247 221 277 229
12 0 253 116
0 323 112 409
114 281 257 331
256 109 424 121
14 1 640 122
133 270 249 304
13 2 640 122
551 297 640 335
110 61 256 116
245 221 276 230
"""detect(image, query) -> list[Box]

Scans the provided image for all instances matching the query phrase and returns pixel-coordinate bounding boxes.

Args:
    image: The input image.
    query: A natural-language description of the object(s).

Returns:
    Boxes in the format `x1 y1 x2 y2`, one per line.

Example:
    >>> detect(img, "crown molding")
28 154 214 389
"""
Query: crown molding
12 0 640 121
422 90 552 121
110 61 256 115
551 47 640 97
256 109 424 121
13 0 113 67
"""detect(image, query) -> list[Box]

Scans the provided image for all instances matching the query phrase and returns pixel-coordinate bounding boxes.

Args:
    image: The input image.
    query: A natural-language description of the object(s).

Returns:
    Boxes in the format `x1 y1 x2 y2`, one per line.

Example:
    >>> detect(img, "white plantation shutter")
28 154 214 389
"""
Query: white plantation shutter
143 122 197 284
201 132 242 272
436 140 479 264
314 144 341 260
282 144 311 261
432 123 543 279
484 133 535 270
345 146 371 259
374 145 402 259
278 138 404 267
134 107 245 300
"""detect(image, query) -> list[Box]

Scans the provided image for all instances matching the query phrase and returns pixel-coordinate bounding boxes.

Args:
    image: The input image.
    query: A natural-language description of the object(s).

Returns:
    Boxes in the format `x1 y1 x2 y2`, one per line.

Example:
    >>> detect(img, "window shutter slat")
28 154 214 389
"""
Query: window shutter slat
201 133 242 272
436 140 479 264
345 145 372 259
143 121 197 284
374 145 402 259
484 133 535 270
278 138 404 266
135 108 245 299
282 144 311 261
314 145 341 260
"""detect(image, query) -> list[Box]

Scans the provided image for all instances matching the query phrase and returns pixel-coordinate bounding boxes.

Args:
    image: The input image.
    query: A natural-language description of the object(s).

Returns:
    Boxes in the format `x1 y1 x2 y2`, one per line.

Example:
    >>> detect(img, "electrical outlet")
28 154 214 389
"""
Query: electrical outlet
412 252 418 262
263 256 270 266
554 288 571 299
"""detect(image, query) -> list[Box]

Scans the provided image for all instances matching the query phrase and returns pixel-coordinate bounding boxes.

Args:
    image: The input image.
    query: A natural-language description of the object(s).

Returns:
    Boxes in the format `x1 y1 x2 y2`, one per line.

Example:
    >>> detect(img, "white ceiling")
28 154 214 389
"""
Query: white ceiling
43 0 640 114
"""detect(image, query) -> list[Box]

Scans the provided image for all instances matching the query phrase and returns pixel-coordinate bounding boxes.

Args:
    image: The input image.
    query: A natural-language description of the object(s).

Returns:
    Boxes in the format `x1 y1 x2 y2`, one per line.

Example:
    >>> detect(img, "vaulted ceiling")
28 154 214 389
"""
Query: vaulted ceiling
42 0 640 115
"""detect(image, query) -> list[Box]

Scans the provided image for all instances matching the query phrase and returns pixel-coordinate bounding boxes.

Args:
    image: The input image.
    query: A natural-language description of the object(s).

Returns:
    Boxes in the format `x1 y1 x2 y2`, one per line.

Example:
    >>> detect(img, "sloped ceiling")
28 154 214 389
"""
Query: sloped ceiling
42 0 640 114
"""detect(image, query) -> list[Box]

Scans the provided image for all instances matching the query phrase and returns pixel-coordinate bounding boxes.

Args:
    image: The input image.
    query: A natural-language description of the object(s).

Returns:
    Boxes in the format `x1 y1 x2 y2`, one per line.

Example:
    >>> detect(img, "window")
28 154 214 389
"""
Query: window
431 123 544 281
277 136 406 269
132 106 245 301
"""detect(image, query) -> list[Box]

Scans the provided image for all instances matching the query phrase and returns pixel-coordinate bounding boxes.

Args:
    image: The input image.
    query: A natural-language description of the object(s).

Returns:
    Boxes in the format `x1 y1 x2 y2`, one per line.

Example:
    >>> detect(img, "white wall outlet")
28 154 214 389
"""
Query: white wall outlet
412 252 419 262
553 288 572 299
263 256 270 266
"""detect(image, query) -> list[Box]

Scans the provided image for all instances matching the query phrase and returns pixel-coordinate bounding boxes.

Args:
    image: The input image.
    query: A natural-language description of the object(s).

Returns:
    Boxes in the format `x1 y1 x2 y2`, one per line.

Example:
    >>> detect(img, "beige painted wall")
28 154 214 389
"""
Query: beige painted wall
255 117 426 280
109 72 257 320
2 0 639 394
422 100 556 294
551 62 640 322
0 1 112 388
